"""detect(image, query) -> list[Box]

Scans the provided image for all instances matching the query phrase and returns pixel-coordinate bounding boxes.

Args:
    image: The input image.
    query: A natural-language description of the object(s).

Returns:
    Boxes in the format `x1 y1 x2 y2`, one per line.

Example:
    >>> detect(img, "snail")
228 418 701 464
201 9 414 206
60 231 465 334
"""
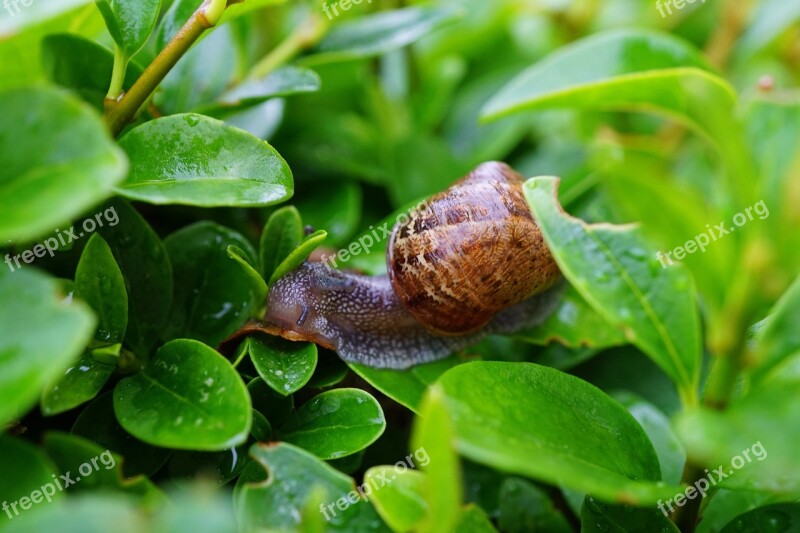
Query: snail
245 162 563 369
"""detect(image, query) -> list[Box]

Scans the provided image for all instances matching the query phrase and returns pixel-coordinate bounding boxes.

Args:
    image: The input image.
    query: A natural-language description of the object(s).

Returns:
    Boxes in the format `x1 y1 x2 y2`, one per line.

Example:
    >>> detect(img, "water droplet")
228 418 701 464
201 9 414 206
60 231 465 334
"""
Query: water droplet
186 115 200 127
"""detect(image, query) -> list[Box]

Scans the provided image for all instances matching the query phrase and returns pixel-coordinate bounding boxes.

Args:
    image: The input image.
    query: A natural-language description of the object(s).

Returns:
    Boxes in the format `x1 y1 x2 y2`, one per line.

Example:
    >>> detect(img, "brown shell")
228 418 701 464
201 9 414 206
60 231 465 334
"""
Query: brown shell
387 161 561 335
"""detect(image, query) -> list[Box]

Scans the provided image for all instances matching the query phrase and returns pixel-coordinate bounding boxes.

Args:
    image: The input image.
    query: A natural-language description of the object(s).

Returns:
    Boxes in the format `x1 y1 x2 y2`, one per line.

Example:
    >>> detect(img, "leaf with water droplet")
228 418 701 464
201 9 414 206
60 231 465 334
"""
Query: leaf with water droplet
279 389 385 460
114 339 252 451
246 335 317 396
524 178 701 406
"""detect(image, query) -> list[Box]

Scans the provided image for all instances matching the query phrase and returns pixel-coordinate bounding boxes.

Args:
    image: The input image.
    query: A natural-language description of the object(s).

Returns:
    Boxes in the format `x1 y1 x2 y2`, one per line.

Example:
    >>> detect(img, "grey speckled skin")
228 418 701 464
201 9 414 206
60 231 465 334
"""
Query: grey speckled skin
265 262 564 369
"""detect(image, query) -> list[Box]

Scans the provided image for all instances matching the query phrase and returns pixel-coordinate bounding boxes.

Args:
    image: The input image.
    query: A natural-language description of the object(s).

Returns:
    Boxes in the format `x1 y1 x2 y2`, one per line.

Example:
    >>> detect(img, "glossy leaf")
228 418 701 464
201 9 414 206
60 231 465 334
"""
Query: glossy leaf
456 505 497 533
96 198 172 357
498 478 571 533
41 353 116 416
246 335 318 396
114 339 252 451
279 388 386 460
349 356 461 413
296 181 363 248
515 284 626 349
0 86 127 242
95 0 161 58
720 503 800 533
260 206 303 282
72 392 171 478
307 5 461 64
42 33 143 110
365 466 428 532
412 386 462 532
438 362 680 504
247 377 294 428
482 29 731 141
226 245 268 311
581 496 679 533
269 229 328 285
167 444 250 485
524 177 701 404
164 222 259 346
75 234 128 344
0 267 95 426
201 66 322 114
234 442 387 531
117 114 293 207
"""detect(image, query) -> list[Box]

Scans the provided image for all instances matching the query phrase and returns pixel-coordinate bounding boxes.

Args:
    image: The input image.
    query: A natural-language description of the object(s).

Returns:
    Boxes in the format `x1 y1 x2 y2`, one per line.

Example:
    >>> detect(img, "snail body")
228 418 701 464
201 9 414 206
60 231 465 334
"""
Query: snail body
263 162 562 369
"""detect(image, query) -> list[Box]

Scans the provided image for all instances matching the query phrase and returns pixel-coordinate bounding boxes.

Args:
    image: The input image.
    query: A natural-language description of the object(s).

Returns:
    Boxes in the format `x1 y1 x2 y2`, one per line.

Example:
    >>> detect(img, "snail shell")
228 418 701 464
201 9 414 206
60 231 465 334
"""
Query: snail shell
388 162 560 335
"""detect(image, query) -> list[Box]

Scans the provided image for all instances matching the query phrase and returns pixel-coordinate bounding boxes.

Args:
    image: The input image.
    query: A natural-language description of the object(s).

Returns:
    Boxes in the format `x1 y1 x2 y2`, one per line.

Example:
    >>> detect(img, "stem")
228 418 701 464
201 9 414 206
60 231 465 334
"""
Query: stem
106 45 128 101
248 13 329 79
670 463 706 532
105 0 227 136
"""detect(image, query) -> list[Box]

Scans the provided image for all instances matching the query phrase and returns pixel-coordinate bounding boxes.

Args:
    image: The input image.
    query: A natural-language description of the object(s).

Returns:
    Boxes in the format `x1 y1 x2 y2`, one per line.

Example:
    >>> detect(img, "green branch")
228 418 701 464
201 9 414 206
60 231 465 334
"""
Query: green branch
105 0 228 136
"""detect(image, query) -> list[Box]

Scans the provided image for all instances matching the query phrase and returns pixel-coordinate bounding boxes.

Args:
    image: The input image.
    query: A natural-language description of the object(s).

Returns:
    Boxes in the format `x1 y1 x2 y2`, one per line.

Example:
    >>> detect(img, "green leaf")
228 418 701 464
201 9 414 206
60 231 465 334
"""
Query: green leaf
412 386 462 532
226 245 268 311
72 391 171 478
279 388 386 460
581 496 679 533
349 356 461 413
524 177 701 405
116 114 293 207
0 435 61 524
0 0 94 37
0 86 127 242
674 377 797 493
167 444 250 485
42 432 162 502
42 33 143 110
246 335 318 396
498 478 571 533
295 181 363 248
247 377 294 427
364 466 428 532
113 339 252 451
481 30 753 199
616 393 685 486
164 222 259 346
260 206 303 282
199 66 322 115
41 353 116 416
95 0 161 58
269 230 328 285
75 234 128 344
482 29 729 139
514 284 626 349
438 361 680 504
720 503 800 532
751 273 800 382
235 442 388 531
307 5 461 64
456 505 497 533
0 267 95 426
96 198 172 357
